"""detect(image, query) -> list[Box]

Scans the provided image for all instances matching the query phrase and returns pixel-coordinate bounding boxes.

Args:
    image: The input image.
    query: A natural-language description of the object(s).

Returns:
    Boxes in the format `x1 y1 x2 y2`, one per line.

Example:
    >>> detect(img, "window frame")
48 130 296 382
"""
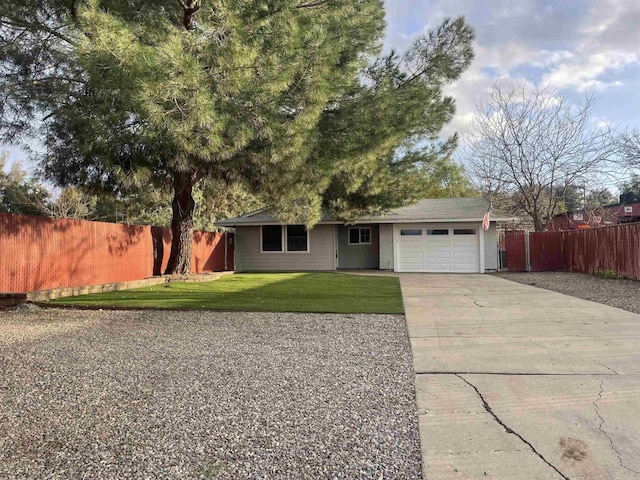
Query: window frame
427 229 449 236
348 227 372 245
400 229 423 236
286 224 309 253
260 225 310 253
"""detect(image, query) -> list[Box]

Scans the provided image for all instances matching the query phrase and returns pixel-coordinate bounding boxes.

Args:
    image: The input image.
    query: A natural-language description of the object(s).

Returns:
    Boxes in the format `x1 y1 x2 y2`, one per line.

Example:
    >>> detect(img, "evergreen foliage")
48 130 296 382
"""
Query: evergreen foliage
619 174 640 200
1 1 474 272
0 154 49 215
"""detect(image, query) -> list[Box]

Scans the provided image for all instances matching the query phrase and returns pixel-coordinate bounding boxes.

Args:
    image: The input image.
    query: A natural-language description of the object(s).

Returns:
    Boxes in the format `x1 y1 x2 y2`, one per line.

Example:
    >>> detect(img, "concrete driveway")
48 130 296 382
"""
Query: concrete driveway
401 274 640 480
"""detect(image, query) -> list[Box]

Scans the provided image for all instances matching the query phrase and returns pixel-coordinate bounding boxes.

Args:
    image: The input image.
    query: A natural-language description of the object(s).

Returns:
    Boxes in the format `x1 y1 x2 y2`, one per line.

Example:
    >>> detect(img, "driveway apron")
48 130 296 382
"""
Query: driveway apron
400 273 640 480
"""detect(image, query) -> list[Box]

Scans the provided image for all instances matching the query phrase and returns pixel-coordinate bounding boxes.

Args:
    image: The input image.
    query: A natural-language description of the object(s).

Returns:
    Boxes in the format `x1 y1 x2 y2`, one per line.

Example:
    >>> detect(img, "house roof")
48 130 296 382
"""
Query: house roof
215 197 516 227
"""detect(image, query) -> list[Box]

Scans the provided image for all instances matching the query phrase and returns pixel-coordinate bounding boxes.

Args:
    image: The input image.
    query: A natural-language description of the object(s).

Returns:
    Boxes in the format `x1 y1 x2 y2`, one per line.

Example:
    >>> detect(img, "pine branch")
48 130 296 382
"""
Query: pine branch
296 0 333 8
0 16 79 47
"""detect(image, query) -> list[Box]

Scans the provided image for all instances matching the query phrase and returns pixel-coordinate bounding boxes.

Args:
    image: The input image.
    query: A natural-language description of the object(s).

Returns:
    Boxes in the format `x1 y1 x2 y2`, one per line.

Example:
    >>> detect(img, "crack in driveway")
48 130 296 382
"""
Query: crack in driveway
592 379 640 475
464 293 485 308
455 374 569 480
528 338 619 375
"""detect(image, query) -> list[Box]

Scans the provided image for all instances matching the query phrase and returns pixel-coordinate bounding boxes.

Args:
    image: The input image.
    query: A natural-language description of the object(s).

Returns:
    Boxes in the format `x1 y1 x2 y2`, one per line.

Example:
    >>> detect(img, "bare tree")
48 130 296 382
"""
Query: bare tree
464 82 616 231
618 129 640 167
29 187 96 220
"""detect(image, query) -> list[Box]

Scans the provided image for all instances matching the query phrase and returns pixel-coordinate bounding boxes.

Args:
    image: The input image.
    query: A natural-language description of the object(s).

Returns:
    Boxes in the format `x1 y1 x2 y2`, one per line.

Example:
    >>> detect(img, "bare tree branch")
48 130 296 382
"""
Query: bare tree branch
618 129 640 167
464 82 617 231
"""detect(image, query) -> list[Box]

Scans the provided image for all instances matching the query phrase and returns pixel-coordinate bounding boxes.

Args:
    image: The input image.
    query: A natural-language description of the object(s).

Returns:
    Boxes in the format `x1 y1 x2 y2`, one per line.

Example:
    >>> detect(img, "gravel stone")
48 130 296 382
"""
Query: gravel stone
495 271 640 314
12 303 42 312
0 309 422 479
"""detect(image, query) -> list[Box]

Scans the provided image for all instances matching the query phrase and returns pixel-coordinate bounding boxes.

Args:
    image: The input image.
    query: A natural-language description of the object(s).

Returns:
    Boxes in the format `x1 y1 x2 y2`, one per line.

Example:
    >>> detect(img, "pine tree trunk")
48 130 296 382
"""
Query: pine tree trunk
165 171 197 274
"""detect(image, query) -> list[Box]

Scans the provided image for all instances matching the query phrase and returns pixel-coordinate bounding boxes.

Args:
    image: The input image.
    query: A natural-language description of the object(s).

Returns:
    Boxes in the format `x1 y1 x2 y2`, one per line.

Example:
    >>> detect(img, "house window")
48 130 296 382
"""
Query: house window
348 227 371 245
261 225 309 252
262 225 283 252
427 229 448 235
401 229 422 236
286 225 308 252
454 229 476 235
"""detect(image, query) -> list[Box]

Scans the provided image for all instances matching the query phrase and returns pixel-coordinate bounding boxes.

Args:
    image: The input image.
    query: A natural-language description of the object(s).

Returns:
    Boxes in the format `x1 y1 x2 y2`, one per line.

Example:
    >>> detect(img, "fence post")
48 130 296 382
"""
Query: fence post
525 231 531 272
560 231 565 272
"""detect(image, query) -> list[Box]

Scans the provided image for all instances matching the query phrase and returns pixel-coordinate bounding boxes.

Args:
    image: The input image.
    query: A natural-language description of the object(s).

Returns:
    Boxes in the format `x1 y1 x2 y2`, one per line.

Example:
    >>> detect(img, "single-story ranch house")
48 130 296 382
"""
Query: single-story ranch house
216 198 512 273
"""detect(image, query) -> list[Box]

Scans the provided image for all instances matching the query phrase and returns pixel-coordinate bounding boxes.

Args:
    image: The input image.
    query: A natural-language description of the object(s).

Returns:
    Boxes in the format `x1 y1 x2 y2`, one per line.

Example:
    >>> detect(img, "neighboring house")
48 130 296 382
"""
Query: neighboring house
546 193 640 231
215 198 513 273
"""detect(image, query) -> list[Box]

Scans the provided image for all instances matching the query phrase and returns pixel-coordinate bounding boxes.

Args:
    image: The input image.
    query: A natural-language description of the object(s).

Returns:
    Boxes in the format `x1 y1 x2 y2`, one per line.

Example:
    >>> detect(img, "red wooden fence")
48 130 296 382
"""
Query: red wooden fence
502 223 640 280
529 231 564 272
503 230 527 272
0 213 233 293
563 223 640 280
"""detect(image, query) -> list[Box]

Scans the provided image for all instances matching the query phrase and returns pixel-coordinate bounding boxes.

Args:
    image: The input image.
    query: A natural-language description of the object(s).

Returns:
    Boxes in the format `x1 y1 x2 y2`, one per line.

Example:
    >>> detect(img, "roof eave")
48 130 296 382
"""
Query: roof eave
215 217 518 227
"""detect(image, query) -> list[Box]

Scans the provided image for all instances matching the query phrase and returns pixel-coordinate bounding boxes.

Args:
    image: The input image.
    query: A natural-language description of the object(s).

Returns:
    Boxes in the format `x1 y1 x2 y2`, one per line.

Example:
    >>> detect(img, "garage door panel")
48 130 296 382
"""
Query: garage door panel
452 245 477 253
426 251 451 259
402 260 426 272
426 262 453 271
427 239 450 245
397 224 480 273
453 238 476 246
453 251 477 259
401 247 424 259
453 263 478 271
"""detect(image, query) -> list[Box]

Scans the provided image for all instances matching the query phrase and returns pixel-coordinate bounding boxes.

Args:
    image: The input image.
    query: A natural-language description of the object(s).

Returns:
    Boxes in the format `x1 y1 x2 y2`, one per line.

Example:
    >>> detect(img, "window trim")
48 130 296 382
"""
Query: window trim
260 225 310 253
348 227 372 245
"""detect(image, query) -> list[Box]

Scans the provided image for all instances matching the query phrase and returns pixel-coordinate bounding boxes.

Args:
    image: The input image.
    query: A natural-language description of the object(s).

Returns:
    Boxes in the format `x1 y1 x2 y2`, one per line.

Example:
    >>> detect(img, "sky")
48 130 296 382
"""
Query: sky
384 0 640 140
4 0 640 183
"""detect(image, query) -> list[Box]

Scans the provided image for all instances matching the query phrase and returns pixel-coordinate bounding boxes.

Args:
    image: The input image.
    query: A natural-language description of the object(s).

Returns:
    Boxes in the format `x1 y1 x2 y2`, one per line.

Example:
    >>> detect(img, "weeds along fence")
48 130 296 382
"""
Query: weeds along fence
0 212 234 293
501 223 640 280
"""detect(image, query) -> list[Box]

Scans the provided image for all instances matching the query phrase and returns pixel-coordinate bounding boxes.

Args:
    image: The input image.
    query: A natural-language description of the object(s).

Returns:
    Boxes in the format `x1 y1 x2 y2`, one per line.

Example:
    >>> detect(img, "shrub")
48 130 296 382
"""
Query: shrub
594 270 619 279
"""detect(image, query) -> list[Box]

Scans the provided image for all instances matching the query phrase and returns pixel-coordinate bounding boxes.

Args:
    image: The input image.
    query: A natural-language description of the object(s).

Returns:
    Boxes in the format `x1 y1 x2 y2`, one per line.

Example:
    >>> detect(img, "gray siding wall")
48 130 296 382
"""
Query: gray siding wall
379 224 394 270
337 224 379 269
234 225 335 272
484 223 498 271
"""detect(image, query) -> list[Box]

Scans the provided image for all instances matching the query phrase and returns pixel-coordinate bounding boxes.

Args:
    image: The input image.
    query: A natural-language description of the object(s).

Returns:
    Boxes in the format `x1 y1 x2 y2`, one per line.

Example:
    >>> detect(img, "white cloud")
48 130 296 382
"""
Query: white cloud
542 52 636 91
537 1 640 91
382 0 640 140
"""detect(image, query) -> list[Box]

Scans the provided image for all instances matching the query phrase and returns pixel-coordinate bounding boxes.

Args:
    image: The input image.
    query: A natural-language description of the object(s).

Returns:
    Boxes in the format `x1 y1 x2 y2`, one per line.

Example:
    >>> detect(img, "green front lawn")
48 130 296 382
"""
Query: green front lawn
49 273 404 314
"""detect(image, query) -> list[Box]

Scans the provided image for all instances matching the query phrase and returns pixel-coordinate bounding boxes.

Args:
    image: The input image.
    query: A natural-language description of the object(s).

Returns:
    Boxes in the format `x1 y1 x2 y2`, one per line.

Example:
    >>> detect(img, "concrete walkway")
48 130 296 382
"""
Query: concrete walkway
400 274 640 480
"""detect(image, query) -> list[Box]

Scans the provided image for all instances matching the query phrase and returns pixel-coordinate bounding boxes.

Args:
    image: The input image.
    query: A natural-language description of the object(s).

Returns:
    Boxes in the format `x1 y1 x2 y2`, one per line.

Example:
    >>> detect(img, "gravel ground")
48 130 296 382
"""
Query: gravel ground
495 271 640 314
0 309 421 479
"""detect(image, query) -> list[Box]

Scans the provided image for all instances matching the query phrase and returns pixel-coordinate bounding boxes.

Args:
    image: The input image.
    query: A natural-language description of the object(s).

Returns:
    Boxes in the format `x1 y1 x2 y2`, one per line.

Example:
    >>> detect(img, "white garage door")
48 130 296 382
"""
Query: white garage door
396 225 480 273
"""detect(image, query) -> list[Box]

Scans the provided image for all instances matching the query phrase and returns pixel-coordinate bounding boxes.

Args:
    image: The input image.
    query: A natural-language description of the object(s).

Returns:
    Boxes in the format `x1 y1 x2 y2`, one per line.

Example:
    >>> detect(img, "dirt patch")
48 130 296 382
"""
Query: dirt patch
560 437 588 462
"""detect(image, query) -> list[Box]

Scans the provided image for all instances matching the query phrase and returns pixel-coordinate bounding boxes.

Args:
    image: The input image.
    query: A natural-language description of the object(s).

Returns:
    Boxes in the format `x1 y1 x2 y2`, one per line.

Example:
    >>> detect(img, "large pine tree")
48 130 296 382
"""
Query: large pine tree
0 1 474 273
